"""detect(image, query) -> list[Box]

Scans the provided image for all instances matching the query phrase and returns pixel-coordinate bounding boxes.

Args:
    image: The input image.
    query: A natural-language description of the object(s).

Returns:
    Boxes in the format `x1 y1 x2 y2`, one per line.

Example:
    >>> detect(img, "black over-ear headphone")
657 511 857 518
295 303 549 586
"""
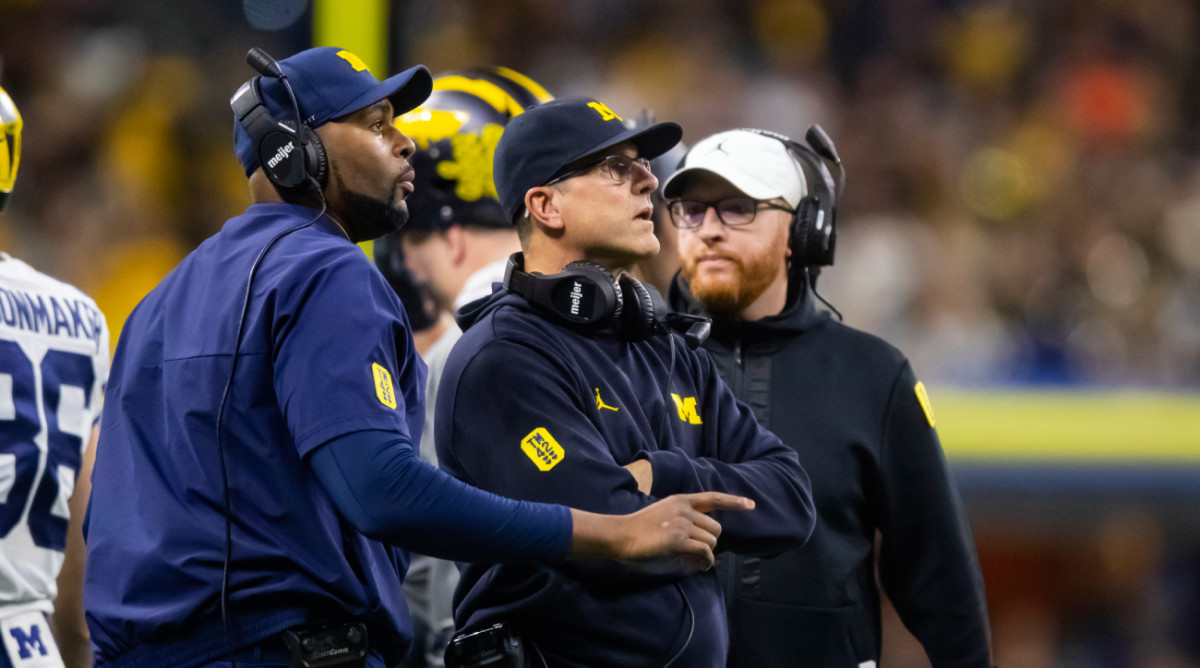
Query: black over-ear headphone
230 48 328 193
503 253 662 342
735 126 845 268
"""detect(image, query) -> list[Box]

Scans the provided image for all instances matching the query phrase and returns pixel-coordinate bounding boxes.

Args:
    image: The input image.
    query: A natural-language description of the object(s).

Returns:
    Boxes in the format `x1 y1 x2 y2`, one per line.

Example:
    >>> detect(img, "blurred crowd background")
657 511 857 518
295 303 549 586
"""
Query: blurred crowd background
2 0 1199 666
4 0 1200 388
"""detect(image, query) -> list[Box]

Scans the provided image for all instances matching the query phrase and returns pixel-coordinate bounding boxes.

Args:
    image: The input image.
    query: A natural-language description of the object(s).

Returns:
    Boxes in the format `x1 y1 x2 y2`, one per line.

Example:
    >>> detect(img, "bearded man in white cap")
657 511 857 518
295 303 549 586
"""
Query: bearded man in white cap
665 128 995 668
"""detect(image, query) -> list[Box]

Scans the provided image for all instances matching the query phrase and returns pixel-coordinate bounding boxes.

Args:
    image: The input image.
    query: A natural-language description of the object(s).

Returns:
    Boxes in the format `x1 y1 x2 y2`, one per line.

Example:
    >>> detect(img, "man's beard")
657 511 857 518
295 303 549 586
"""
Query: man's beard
334 170 408 242
681 236 787 319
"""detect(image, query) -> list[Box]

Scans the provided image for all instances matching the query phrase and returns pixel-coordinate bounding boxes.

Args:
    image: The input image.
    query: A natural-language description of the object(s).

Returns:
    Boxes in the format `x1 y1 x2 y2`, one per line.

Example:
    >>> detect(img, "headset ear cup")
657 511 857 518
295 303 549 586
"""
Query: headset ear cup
618 275 657 341
791 197 818 265
823 225 836 266
300 124 328 191
561 260 623 323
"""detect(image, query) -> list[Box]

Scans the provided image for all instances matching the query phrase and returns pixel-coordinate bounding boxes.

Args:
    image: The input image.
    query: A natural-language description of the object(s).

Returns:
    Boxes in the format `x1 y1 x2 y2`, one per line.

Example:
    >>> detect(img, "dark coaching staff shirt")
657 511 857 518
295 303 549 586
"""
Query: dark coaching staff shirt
82 204 567 668
436 288 817 667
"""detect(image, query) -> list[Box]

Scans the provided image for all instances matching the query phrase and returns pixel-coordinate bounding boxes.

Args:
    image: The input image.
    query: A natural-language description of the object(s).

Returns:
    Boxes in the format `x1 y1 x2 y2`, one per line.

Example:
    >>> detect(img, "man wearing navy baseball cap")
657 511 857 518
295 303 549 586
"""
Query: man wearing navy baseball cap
84 51 755 668
434 98 816 666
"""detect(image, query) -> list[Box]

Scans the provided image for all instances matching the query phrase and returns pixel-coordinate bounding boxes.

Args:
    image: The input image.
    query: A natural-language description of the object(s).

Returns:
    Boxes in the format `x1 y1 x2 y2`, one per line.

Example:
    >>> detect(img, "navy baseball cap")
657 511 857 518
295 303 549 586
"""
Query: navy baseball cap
493 97 682 222
233 47 433 176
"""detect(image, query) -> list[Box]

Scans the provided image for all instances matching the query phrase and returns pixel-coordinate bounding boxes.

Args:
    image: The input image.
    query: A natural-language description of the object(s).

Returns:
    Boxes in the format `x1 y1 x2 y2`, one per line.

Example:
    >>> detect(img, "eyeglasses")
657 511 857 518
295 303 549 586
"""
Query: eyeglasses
546 154 653 187
667 197 795 230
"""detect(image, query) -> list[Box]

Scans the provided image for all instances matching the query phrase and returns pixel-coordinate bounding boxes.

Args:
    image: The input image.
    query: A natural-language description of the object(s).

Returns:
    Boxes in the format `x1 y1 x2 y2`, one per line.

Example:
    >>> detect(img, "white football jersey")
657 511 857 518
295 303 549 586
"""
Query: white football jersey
0 253 108 611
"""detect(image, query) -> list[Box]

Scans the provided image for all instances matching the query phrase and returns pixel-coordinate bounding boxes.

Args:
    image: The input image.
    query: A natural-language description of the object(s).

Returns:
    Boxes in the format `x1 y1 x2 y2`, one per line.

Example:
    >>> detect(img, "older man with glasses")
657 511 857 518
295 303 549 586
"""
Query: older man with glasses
432 99 817 668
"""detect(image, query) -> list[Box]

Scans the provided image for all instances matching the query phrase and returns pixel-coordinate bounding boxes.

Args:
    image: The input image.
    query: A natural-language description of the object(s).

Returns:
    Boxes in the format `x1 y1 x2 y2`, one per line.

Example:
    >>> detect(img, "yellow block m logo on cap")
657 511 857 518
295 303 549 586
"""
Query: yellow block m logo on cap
587 101 622 122
372 363 396 409
521 428 565 471
671 394 703 424
337 50 371 73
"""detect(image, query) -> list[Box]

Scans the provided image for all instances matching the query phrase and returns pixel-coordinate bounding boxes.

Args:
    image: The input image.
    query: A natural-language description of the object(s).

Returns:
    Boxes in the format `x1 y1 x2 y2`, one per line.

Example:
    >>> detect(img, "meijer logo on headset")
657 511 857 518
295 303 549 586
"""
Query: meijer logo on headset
267 141 295 169
569 281 584 316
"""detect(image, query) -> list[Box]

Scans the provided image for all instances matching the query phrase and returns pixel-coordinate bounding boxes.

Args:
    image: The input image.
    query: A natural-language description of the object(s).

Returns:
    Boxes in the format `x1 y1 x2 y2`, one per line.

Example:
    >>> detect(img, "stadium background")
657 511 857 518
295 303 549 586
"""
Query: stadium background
1 0 1198 665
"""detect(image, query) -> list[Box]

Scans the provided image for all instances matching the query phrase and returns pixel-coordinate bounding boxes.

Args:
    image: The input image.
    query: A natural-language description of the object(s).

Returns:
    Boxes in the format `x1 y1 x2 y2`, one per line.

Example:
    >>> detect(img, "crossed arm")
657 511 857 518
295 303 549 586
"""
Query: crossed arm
435 338 814 561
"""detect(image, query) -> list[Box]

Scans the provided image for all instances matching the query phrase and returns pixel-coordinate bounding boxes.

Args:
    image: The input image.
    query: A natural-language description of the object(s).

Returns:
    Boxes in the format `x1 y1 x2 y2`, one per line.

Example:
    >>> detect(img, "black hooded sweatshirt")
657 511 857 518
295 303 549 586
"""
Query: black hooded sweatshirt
670 274 992 668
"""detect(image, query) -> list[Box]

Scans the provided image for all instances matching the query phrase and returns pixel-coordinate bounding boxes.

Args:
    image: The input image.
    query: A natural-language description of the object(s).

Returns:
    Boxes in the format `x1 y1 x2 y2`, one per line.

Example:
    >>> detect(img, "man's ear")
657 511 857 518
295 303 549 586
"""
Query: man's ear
445 225 468 266
525 187 565 232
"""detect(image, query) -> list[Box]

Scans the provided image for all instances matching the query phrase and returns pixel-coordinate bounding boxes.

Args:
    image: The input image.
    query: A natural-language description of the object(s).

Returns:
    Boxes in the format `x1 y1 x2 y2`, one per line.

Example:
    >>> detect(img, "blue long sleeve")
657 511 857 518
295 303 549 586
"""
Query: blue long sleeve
309 429 572 564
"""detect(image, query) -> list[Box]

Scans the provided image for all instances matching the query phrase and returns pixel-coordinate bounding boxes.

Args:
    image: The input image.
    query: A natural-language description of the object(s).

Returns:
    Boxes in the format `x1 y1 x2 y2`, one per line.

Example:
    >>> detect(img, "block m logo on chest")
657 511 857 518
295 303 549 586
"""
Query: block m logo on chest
671 394 703 424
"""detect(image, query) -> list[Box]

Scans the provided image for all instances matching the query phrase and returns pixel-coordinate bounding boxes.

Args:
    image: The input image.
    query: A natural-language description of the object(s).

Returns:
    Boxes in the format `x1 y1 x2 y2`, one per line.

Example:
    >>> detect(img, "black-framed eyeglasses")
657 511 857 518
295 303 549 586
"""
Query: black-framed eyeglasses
667 197 795 230
545 154 653 187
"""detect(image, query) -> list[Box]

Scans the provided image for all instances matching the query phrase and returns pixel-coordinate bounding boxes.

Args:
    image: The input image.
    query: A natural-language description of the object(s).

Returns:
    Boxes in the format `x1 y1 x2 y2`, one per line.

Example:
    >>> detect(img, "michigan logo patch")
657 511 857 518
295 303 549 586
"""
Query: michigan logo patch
671 394 703 424
521 428 564 471
336 50 371 73
372 363 397 409
914 381 935 428
1 610 62 666
587 101 622 122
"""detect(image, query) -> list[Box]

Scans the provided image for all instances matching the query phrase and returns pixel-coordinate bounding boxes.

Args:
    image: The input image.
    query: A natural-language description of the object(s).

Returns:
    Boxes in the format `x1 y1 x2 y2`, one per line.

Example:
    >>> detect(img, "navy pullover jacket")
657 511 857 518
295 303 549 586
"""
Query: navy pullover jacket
435 283 816 668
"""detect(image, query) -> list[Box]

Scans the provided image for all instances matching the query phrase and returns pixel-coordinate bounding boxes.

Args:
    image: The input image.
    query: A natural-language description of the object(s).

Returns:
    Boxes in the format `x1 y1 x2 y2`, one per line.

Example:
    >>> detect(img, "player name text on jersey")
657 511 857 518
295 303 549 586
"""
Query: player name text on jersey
0 287 105 345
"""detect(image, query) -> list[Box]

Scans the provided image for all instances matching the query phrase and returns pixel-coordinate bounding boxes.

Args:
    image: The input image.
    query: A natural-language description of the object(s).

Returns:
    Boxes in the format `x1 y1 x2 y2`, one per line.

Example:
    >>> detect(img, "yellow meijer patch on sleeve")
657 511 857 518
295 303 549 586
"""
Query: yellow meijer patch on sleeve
372 363 397 409
521 428 565 471
914 381 936 428
587 101 622 122
670 394 703 424
336 50 371 73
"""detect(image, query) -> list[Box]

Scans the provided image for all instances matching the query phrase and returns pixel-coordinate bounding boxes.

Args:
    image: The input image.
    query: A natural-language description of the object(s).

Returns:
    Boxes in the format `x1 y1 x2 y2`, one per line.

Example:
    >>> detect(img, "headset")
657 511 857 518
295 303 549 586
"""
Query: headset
230 48 328 194
727 126 846 318
218 47 330 667
503 252 711 346
503 253 661 342
732 125 845 270
503 251 710 455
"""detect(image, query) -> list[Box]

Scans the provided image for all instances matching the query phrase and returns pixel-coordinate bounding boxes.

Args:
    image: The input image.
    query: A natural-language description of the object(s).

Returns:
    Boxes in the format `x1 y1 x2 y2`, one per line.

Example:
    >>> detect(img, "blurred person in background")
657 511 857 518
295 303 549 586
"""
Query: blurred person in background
0 83 108 668
665 128 994 668
375 65 553 668
626 110 688 295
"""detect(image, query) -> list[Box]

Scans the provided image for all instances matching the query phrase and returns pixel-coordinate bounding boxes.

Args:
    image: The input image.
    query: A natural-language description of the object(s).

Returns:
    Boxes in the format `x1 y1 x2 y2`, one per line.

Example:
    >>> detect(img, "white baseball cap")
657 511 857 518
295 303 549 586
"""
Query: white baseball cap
662 129 807 208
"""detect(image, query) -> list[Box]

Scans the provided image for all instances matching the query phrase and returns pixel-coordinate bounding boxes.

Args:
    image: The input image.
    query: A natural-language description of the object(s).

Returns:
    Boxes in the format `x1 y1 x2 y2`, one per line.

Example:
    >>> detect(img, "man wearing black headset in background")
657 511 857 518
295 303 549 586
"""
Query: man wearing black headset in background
434 97 817 667
82 47 755 668
664 128 995 668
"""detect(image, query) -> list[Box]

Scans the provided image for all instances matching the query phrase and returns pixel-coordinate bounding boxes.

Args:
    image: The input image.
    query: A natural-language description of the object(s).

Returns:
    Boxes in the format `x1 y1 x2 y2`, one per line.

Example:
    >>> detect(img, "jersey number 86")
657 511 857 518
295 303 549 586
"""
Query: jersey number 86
0 340 94 551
